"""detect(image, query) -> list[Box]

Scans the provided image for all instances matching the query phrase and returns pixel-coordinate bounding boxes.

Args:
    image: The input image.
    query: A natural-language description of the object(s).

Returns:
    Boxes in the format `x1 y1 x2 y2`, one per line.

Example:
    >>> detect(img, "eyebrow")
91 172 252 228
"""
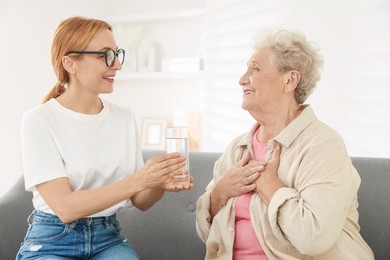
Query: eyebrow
248 60 259 66
97 46 119 51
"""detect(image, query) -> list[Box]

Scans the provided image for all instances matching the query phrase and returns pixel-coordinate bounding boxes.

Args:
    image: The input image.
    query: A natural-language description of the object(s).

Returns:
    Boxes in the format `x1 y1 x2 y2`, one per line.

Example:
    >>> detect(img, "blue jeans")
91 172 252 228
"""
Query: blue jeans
16 211 139 260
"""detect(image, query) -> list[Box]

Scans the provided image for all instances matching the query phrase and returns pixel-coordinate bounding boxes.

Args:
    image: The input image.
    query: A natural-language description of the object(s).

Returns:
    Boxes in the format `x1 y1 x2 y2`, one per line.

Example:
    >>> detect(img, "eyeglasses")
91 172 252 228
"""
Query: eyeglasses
66 48 125 67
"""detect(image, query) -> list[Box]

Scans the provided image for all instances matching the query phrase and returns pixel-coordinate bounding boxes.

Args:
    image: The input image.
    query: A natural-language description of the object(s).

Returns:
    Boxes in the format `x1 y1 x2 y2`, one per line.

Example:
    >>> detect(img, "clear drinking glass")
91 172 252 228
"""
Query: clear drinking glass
165 126 190 184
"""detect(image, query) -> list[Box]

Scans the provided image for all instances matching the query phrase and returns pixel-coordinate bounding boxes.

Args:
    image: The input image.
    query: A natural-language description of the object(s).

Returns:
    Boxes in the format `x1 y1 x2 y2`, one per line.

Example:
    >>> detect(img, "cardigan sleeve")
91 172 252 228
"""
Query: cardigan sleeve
196 189 213 243
267 133 358 255
195 139 239 243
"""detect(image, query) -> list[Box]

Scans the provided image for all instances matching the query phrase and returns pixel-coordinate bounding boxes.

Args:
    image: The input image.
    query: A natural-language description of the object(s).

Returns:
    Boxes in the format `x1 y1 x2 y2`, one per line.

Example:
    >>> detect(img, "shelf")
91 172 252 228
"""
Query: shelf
105 8 206 23
116 71 204 81
107 8 206 82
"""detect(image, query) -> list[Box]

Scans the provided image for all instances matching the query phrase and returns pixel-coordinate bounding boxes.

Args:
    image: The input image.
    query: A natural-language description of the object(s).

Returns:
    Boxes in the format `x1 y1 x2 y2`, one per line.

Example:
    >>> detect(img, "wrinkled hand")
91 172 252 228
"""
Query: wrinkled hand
255 144 284 205
135 153 186 190
214 152 266 203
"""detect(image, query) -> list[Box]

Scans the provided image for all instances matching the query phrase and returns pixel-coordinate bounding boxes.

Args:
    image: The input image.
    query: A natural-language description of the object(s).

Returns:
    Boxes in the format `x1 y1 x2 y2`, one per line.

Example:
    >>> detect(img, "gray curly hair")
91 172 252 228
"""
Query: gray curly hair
254 29 324 104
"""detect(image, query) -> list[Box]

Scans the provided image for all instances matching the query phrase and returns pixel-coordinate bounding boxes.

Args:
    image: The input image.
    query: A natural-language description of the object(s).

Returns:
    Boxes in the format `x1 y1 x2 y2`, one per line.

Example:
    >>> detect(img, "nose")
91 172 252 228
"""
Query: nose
239 71 249 86
112 58 122 70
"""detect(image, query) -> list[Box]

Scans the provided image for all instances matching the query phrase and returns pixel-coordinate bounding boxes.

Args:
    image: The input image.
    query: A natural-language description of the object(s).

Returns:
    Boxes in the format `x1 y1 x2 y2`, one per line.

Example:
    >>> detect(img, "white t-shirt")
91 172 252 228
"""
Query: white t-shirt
21 98 144 217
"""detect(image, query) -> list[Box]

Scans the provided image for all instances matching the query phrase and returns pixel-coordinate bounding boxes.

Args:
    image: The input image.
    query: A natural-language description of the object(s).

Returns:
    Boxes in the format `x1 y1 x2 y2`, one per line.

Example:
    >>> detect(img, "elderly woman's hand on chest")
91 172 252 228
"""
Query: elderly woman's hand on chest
255 144 285 205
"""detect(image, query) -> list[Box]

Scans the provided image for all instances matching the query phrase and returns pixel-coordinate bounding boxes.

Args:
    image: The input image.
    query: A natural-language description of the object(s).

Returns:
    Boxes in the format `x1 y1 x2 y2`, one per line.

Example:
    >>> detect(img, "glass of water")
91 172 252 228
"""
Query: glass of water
165 126 190 184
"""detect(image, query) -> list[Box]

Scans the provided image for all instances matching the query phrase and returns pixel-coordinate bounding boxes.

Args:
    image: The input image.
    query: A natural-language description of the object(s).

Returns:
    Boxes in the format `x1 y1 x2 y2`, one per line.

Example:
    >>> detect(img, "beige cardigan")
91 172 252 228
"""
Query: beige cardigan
196 105 374 260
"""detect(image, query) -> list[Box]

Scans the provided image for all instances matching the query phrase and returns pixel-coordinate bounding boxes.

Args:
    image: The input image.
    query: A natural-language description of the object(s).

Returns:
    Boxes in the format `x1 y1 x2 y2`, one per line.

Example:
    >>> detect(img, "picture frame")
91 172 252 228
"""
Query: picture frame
141 118 169 150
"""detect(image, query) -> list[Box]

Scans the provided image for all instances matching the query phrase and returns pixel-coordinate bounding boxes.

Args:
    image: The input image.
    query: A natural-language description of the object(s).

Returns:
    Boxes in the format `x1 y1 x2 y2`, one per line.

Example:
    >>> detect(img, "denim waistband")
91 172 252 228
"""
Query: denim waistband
29 210 117 227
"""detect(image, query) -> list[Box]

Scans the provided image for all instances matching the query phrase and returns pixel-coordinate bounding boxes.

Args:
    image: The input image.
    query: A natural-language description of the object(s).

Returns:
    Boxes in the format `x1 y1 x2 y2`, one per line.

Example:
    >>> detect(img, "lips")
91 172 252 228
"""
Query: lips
243 88 254 95
103 75 115 80
103 75 116 83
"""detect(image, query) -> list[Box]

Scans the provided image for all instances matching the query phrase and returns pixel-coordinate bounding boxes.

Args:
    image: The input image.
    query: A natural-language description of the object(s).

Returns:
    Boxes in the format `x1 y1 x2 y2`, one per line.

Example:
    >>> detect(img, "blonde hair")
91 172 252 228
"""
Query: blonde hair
41 16 112 103
254 29 324 104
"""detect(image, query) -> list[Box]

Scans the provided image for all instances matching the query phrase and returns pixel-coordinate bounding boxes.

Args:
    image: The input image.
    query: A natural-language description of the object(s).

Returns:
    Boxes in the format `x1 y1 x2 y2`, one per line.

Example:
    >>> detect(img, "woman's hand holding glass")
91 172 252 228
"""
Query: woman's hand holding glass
163 173 194 192
135 153 193 191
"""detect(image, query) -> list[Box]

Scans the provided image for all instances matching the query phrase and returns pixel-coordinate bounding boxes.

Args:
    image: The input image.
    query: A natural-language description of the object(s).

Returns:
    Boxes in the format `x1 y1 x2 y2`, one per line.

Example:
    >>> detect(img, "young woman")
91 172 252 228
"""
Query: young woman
16 16 193 259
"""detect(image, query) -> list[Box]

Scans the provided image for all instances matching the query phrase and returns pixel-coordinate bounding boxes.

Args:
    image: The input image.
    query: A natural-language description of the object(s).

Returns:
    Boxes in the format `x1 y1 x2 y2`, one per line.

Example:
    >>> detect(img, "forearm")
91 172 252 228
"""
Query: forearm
255 144 285 205
38 175 145 223
209 186 228 220
131 187 165 211
63 183 132 219
256 175 285 206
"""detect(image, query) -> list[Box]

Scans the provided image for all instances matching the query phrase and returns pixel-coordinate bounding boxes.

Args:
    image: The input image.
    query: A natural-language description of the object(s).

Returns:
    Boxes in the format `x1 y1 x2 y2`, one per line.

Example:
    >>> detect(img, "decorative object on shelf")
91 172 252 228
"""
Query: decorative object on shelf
173 110 203 151
125 45 138 72
106 8 205 78
137 39 157 72
161 57 204 73
113 23 143 72
141 117 169 150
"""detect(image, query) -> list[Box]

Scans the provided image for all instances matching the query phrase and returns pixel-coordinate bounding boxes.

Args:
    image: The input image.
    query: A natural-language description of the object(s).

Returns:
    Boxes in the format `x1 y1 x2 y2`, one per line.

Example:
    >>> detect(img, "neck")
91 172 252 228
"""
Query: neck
56 90 103 115
255 105 303 143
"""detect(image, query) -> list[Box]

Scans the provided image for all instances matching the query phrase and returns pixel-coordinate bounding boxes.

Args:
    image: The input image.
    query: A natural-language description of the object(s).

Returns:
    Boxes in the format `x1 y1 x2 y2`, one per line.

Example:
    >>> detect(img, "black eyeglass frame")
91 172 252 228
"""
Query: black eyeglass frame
65 48 126 67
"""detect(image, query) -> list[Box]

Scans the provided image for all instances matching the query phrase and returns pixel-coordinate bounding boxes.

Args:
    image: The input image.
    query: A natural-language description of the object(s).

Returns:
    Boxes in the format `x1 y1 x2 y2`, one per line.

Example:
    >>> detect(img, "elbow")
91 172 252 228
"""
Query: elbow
133 201 155 212
51 204 79 223
54 210 77 223
135 205 150 212
283 224 336 255
293 237 335 256
296 246 325 256
280 214 340 255
56 209 79 223
130 188 164 211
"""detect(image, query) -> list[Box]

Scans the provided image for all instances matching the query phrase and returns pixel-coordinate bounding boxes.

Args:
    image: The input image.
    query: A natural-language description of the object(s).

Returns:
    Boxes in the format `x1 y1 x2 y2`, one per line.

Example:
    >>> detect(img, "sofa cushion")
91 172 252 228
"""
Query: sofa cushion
0 153 389 259
118 151 220 260
352 157 390 260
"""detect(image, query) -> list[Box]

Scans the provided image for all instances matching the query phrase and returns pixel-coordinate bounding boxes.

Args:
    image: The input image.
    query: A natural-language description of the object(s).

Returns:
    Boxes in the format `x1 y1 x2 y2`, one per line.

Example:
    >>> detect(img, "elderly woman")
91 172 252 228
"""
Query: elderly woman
196 29 374 259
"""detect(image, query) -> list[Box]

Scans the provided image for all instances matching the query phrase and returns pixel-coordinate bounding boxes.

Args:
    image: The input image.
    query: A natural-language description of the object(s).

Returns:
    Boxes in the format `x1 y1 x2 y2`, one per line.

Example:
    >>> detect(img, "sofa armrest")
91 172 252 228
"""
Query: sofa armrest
0 177 34 259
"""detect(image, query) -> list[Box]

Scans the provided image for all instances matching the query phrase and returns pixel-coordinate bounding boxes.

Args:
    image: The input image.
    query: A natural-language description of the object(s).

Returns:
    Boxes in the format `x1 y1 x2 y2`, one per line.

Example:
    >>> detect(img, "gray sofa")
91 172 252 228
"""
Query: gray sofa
0 151 389 259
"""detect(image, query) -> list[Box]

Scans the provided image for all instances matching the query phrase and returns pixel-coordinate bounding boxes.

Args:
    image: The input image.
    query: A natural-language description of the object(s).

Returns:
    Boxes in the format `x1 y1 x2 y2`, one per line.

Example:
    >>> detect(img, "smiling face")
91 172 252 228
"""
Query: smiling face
66 28 122 96
239 47 287 117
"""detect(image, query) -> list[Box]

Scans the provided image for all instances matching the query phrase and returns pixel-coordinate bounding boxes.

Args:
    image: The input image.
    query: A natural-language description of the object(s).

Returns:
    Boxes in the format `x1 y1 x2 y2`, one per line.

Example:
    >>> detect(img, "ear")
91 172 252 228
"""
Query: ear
284 70 301 93
62 56 76 74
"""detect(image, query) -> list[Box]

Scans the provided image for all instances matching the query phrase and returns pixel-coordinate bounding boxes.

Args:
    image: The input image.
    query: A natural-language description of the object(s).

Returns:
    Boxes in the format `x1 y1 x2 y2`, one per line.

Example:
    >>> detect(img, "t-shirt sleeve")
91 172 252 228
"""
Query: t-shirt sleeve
21 111 68 191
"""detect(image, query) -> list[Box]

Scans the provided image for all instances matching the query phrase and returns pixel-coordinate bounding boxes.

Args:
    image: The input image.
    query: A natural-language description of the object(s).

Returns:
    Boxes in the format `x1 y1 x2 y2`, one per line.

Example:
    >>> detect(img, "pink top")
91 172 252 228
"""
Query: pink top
233 127 268 259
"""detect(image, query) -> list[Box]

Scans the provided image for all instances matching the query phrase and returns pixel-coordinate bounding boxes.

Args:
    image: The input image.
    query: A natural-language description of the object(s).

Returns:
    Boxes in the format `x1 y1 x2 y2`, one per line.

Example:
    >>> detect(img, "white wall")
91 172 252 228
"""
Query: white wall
0 0 205 196
201 0 390 158
0 0 99 197
1 0 389 197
